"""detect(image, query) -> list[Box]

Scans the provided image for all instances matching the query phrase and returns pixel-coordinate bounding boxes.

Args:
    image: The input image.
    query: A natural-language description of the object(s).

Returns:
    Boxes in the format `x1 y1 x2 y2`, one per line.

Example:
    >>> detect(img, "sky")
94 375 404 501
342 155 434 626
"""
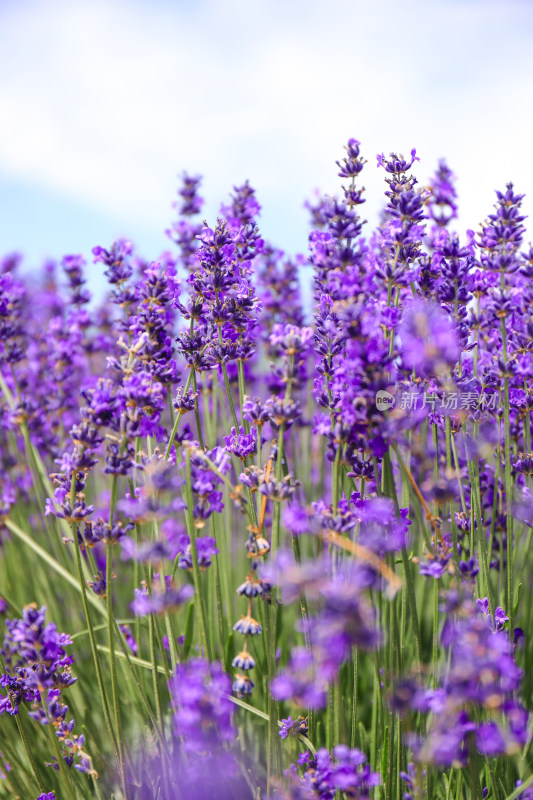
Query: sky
1 0 533 296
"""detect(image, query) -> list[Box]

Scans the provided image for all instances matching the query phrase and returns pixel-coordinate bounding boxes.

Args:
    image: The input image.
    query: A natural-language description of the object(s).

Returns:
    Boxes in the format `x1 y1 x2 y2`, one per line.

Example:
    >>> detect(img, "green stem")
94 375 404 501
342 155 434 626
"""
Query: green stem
468 734 480 800
166 385 175 428
149 612 163 728
332 442 341 515
107 474 128 800
185 448 213 660
192 368 205 450
5 676 46 795
155 544 179 671
217 325 240 429
351 648 359 750
164 370 194 459
41 698 78 800
112 617 168 752
501 319 514 631
72 516 119 765
237 358 250 432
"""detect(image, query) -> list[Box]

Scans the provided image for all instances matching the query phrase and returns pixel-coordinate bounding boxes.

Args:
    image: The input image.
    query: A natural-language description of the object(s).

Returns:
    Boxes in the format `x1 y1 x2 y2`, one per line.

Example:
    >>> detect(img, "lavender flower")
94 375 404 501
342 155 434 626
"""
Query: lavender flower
131 581 194 616
279 715 308 739
394 592 528 765
398 299 460 378
0 605 93 774
223 425 257 460
281 746 381 799
168 658 235 753
428 159 458 228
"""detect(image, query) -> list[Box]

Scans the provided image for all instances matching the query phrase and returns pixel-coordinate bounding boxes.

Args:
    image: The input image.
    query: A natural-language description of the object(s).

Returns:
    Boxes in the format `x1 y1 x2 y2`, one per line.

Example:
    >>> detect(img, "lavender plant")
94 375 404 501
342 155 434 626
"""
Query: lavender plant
0 142 532 800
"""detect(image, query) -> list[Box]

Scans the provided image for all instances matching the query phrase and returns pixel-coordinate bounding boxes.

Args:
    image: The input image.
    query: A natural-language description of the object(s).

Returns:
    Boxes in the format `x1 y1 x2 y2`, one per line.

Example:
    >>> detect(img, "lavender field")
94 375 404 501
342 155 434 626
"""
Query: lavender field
0 139 532 800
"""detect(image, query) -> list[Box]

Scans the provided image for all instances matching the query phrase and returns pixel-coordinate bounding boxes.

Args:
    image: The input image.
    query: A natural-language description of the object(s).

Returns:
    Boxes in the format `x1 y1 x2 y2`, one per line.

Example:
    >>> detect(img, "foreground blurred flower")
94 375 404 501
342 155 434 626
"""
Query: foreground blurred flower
398 299 460 379
393 592 528 766
130 658 252 799
276 745 380 799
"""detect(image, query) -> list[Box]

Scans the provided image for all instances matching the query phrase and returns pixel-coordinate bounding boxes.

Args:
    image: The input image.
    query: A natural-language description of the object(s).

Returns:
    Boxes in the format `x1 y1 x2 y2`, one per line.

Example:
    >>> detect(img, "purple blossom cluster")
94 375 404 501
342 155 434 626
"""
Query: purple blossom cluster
279 747 380 800
0 605 93 775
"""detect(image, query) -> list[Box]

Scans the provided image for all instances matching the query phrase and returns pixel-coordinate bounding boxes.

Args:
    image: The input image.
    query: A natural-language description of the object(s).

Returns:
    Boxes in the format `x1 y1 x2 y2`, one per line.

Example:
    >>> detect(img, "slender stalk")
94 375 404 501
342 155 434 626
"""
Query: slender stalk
41 698 78 800
217 323 240 429
71 513 119 765
351 648 359 750
191 367 205 450
468 445 497 613
164 369 194 459
156 551 179 671
237 357 250 431
184 447 213 659
107 474 128 800
3 667 46 795
501 318 514 631
166 385 175 428
149 611 163 728
469 734 480 800
111 617 168 752
211 512 228 653
332 442 341 515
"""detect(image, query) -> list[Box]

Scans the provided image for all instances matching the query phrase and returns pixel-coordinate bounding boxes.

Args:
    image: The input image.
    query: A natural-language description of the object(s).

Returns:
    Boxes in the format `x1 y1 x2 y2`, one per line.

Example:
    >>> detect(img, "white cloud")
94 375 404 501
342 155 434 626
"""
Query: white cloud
0 0 532 253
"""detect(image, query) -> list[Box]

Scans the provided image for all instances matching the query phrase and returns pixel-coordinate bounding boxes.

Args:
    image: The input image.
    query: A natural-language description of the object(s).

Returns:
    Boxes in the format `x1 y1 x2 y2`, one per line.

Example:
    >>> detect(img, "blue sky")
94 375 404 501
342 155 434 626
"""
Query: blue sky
1 0 532 295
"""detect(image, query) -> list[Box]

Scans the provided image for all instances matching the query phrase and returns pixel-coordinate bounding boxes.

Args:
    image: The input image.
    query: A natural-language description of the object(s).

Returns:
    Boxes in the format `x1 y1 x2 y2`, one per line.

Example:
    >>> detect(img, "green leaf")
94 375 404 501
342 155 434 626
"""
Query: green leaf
513 582 523 618
358 721 369 753
381 725 389 782
183 599 195 659
224 631 235 674
5 517 106 618
499 770 533 800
